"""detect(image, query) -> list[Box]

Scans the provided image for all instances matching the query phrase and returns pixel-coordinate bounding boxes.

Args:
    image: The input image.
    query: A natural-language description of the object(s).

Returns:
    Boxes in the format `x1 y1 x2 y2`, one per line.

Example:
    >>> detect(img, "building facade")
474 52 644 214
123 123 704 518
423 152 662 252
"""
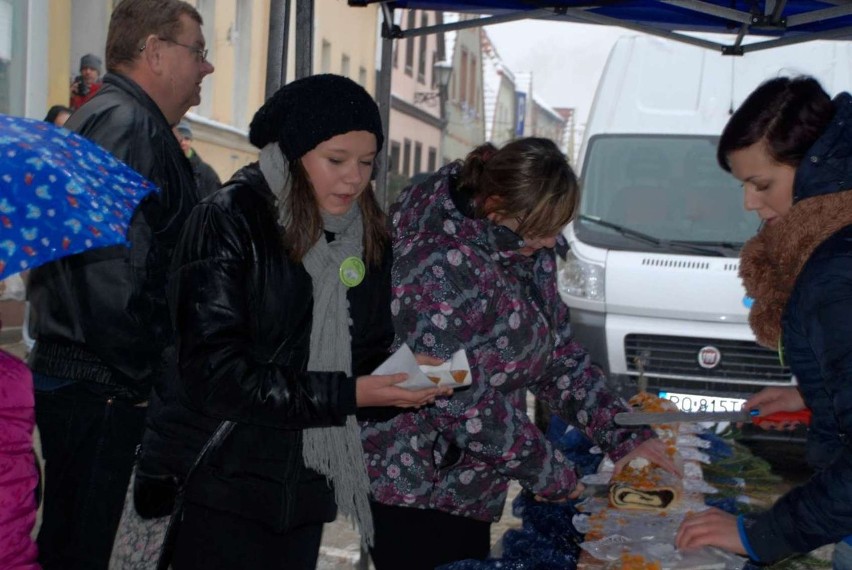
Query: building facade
481 28 516 148
441 13 485 164
8 0 381 187
386 9 445 204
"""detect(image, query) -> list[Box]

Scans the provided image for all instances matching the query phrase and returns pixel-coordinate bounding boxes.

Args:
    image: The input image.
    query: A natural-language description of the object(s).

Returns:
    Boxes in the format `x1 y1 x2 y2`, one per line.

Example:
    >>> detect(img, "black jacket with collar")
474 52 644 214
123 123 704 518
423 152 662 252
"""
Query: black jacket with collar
739 93 852 562
27 72 198 401
139 163 394 531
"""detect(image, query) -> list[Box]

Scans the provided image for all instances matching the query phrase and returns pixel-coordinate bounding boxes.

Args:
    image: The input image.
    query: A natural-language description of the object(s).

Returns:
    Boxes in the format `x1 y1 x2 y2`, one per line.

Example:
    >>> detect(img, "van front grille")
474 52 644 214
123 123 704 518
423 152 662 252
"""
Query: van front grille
624 334 791 384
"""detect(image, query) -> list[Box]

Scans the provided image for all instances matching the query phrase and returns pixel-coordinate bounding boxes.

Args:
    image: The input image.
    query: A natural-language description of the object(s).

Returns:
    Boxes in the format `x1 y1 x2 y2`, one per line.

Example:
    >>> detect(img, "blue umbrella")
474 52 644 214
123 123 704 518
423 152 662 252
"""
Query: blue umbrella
0 114 158 280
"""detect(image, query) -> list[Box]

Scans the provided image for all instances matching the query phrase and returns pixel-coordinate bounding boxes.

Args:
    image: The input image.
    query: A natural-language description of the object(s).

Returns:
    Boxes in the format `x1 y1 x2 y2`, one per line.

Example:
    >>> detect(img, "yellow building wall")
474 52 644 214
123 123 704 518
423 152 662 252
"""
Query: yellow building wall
44 1 386 186
184 0 271 182
314 2 378 95
47 0 72 111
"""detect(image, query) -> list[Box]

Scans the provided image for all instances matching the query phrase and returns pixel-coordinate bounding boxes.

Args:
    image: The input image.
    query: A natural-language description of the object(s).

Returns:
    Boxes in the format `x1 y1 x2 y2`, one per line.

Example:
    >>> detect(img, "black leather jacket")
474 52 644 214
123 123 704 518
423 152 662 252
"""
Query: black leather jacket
139 164 394 531
27 73 198 401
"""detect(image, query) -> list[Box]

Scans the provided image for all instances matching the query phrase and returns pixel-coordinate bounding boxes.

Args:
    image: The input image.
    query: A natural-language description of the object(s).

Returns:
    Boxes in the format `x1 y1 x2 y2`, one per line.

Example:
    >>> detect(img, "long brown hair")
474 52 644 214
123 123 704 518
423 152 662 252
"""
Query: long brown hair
458 137 580 237
283 161 388 268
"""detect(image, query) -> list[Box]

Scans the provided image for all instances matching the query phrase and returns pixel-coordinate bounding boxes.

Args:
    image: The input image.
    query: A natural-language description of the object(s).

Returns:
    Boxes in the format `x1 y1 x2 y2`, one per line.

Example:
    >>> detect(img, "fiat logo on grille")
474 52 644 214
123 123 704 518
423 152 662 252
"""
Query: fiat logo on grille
697 346 721 369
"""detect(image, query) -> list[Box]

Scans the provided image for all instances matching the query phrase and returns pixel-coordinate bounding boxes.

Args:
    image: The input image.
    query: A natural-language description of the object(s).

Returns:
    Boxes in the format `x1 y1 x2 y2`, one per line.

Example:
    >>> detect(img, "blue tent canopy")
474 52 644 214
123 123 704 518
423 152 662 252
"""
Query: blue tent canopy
337 0 852 204
350 0 852 54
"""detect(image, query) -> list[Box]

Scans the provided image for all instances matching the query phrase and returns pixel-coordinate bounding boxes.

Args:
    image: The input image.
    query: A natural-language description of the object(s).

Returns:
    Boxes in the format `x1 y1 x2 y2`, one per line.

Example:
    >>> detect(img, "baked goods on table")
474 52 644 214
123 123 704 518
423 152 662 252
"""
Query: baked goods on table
574 392 742 568
609 392 683 512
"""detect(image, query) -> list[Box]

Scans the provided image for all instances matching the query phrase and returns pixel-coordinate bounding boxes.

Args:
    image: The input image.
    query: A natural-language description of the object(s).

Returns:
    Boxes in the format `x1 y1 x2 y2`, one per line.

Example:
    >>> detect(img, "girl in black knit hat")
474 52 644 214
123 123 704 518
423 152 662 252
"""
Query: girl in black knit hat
134 74 449 570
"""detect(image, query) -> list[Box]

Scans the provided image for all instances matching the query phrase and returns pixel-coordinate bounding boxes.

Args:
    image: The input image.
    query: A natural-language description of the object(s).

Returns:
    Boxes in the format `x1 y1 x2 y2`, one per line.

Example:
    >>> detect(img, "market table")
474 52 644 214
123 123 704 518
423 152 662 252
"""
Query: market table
440 417 827 570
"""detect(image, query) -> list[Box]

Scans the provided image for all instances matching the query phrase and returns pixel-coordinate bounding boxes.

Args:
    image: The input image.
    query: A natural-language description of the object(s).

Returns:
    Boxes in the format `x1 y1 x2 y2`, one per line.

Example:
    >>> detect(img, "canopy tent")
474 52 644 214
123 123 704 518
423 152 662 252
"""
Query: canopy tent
263 1 852 206
338 0 852 205
352 1 852 55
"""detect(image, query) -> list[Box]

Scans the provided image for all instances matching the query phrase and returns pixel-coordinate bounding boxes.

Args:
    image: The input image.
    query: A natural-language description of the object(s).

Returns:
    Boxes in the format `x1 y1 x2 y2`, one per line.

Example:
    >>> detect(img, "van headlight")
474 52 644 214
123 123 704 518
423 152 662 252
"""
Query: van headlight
558 249 605 301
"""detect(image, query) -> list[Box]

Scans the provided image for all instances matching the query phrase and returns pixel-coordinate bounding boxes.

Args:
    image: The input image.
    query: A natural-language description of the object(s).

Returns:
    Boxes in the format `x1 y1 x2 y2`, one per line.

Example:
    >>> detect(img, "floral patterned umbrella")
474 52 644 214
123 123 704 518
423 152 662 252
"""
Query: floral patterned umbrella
0 114 158 280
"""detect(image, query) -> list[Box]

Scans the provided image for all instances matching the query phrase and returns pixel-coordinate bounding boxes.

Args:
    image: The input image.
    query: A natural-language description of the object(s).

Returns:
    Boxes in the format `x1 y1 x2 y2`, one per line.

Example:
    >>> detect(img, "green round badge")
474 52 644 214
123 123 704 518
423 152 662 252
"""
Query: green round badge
339 256 366 287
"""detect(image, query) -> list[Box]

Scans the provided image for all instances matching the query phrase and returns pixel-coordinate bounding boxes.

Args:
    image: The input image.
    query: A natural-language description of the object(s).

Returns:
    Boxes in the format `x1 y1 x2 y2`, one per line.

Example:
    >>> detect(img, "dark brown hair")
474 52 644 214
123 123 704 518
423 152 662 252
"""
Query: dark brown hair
717 76 834 172
106 0 202 73
459 137 579 238
283 161 388 268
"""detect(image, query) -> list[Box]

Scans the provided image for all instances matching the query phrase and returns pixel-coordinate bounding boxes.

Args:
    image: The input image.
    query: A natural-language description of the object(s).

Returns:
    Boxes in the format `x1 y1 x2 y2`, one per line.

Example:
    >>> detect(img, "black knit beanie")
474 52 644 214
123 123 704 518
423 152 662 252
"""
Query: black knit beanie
248 74 384 161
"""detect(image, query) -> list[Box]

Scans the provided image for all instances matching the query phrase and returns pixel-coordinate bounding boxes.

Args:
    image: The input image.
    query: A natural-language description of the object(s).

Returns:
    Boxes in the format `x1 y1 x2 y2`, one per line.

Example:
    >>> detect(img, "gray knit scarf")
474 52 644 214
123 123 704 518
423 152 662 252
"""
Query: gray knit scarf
259 143 374 546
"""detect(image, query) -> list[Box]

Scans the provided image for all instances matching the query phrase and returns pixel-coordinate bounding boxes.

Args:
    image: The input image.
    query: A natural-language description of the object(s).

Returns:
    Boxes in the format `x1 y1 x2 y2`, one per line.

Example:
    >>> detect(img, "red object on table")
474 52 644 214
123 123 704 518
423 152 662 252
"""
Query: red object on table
752 408 812 426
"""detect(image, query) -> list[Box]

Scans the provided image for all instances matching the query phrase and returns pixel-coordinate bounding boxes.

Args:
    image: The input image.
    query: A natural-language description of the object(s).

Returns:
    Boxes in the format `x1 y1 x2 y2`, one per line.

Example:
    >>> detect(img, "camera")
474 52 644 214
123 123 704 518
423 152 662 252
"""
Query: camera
74 76 89 98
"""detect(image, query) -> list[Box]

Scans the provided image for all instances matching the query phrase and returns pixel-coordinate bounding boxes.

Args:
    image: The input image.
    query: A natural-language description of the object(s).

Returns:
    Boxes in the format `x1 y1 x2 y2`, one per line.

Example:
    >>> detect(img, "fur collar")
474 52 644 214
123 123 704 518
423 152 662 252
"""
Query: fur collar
739 191 852 348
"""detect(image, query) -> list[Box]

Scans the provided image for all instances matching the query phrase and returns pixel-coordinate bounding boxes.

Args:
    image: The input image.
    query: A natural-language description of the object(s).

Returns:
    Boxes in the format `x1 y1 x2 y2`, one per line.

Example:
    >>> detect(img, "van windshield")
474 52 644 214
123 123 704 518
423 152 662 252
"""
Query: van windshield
575 135 759 256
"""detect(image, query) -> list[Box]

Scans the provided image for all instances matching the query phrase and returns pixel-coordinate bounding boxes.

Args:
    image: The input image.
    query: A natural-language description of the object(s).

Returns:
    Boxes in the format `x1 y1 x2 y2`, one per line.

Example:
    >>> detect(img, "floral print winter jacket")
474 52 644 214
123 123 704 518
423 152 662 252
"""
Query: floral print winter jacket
360 163 653 521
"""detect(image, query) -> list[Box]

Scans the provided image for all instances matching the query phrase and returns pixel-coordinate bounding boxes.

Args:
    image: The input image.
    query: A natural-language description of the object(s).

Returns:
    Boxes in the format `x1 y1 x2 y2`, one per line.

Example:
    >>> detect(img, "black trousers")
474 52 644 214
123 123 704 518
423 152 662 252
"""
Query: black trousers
172 502 324 570
369 502 491 570
35 381 146 570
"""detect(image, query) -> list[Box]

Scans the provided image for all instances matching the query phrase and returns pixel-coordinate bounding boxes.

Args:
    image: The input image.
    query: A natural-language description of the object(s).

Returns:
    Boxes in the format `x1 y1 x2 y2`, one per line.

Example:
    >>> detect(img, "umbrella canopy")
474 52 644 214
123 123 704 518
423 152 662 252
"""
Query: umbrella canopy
0 114 158 280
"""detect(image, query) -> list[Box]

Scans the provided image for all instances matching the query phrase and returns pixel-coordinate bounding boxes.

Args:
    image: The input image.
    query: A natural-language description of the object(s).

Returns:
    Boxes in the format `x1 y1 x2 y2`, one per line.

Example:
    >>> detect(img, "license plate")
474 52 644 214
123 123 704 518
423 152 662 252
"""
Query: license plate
658 391 746 414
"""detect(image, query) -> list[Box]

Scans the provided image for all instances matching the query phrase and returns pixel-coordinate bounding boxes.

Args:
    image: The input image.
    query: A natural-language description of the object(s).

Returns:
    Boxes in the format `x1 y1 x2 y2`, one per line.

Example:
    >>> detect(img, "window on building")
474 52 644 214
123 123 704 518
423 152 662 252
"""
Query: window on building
460 49 468 104
417 12 428 84
403 139 412 177
468 56 477 109
341 54 350 78
358 66 367 87
232 0 252 129
404 10 415 76
0 0 22 115
427 147 437 173
390 141 401 174
413 142 423 175
321 40 331 74
431 50 438 89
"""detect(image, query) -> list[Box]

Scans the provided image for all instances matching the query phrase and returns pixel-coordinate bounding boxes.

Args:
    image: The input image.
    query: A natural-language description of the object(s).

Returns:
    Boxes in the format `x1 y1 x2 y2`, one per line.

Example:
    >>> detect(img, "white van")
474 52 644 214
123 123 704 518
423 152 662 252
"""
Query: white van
558 36 852 424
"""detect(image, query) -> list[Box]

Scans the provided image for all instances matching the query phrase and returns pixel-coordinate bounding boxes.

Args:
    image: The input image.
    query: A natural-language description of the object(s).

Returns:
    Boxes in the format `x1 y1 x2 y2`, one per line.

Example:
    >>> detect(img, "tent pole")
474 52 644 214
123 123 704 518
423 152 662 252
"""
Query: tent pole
295 0 314 79
265 0 290 99
375 7 395 211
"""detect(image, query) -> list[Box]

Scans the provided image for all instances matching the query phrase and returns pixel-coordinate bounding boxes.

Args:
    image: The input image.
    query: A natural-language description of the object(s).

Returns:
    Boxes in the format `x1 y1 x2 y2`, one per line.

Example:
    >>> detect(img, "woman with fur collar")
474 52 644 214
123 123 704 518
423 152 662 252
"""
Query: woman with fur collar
676 76 852 568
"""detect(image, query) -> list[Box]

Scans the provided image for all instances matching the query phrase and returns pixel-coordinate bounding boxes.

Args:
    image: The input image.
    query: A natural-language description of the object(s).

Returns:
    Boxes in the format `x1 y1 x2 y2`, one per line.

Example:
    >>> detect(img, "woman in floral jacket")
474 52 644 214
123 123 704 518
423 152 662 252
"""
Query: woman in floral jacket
360 138 677 569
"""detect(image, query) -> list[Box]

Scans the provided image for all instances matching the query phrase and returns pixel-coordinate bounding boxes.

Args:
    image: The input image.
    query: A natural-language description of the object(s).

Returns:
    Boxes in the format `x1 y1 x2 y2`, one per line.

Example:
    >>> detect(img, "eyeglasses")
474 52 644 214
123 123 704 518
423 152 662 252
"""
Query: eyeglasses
140 37 209 63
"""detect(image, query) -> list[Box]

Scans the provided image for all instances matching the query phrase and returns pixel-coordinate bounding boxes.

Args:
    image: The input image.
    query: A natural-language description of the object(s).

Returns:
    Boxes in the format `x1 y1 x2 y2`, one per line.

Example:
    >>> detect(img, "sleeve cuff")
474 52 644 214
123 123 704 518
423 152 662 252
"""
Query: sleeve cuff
738 514 760 562
338 376 358 417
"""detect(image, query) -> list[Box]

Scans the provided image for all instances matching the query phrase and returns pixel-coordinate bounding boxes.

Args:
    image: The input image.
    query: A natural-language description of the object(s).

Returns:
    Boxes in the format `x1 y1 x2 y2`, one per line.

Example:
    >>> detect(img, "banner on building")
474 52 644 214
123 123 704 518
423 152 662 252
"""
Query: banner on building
515 92 526 137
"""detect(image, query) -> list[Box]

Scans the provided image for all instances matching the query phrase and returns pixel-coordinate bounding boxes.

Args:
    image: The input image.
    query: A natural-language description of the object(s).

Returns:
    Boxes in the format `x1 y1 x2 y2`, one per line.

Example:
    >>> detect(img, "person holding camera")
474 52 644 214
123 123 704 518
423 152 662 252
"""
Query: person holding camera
69 53 103 110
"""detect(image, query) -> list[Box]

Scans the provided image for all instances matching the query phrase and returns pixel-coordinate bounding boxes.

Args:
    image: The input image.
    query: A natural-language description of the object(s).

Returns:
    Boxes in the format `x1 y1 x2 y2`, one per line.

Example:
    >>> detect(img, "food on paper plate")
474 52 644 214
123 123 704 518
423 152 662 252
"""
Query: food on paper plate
373 345 472 390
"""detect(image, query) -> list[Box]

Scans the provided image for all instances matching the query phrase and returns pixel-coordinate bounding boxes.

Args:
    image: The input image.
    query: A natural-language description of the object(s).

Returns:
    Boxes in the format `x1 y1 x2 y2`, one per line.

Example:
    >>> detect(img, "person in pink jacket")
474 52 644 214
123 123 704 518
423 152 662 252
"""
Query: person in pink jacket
0 346 40 569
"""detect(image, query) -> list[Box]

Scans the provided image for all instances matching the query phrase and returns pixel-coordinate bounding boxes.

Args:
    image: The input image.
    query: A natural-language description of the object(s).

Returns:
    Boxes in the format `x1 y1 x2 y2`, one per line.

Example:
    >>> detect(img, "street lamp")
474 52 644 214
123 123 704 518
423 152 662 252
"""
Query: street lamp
413 59 453 105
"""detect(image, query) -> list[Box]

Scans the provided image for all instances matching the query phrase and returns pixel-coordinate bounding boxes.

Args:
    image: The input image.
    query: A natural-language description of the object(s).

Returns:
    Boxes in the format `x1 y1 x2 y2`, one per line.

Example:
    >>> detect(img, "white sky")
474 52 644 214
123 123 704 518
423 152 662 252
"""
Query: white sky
483 20 638 127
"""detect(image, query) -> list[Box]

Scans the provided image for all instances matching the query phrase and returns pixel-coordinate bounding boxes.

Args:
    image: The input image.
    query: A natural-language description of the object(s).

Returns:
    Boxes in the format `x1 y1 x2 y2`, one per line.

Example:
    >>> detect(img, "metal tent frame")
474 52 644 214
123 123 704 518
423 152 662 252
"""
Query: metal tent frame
270 0 852 206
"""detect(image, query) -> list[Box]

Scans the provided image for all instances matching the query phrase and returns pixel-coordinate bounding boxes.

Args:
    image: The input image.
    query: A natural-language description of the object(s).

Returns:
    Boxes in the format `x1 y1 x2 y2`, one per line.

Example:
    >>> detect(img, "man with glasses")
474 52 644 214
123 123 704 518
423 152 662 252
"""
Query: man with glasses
26 1 214 568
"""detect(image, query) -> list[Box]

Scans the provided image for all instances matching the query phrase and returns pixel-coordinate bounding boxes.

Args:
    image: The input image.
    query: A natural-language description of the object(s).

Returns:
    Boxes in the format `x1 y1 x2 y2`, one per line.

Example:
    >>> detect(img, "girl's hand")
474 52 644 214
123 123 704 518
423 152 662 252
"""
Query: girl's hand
356 373 446 408
414 353 444 366
534 481 586 503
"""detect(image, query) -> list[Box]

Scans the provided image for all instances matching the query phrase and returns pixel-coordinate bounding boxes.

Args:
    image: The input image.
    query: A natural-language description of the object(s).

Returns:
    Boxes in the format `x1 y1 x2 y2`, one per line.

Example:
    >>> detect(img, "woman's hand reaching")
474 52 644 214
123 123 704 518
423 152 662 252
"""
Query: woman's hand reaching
613 438 682 478
676 508 745 555
744 386 805 416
